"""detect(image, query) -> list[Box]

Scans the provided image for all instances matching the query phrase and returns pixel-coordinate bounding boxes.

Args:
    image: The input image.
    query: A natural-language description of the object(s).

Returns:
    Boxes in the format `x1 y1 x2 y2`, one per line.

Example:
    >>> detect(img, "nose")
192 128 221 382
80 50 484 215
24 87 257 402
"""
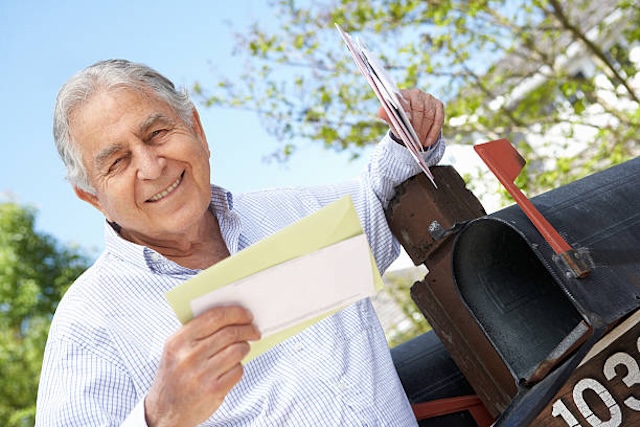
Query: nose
135 146 166 180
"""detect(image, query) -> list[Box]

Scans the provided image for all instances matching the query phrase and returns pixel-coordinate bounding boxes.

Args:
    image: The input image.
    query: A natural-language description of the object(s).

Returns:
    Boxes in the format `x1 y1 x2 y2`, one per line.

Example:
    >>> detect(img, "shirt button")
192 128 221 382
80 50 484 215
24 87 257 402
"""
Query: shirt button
294 343 304 352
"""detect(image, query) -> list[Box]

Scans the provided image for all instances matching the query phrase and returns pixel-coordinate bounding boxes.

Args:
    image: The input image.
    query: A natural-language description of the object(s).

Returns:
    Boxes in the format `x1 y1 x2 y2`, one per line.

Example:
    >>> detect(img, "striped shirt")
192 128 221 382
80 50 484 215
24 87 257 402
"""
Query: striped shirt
36 134 444 426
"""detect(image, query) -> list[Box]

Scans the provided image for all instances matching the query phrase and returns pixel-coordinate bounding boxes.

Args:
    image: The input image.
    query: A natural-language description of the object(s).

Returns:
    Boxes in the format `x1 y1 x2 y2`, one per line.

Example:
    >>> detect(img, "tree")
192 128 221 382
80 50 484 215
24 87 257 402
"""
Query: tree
195 0 639 196
376 268 433 347
0 202 90 426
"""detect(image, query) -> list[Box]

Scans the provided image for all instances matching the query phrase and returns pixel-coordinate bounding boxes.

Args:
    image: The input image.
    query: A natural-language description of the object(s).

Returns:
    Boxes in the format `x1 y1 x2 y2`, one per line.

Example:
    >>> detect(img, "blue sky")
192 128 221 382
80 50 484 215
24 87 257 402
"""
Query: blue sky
0 0 377 256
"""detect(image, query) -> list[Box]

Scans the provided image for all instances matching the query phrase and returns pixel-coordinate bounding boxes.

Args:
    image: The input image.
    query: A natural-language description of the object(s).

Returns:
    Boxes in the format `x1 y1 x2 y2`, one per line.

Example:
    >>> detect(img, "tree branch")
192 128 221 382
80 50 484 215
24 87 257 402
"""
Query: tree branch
547 0 640 103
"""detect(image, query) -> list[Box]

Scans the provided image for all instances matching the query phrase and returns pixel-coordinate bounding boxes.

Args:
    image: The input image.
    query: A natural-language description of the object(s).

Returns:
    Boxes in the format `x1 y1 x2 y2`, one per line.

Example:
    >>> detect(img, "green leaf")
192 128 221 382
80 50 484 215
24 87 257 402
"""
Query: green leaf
194 0 639 199
0 203 90 425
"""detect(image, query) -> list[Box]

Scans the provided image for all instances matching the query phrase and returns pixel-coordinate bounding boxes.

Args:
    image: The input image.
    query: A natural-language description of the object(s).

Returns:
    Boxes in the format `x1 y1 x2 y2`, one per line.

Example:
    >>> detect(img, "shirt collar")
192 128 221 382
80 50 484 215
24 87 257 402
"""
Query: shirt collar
210 184 234 215
102 184 236 274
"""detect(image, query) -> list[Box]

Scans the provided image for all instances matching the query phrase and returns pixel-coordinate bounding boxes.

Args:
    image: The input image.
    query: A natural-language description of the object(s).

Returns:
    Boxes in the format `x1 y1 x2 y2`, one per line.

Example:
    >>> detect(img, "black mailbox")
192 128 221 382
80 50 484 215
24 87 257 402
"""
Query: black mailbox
386 154 640 426
453 217 588 385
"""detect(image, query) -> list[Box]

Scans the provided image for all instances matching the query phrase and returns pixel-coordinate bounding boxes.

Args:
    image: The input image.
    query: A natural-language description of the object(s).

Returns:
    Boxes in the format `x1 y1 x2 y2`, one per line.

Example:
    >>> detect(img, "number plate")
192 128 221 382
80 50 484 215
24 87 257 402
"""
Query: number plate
533 309 640 426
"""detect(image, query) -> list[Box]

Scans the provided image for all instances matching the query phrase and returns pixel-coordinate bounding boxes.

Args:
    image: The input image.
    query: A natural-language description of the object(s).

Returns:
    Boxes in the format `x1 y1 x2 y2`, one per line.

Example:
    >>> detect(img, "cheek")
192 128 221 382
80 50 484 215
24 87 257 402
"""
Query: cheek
100 178 137 211
190 148 212 179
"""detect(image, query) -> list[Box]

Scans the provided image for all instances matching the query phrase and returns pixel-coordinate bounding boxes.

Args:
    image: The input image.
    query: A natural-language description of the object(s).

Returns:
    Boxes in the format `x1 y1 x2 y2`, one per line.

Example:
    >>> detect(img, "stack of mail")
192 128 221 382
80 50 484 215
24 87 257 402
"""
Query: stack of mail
335 23 436 187
166 196 383 362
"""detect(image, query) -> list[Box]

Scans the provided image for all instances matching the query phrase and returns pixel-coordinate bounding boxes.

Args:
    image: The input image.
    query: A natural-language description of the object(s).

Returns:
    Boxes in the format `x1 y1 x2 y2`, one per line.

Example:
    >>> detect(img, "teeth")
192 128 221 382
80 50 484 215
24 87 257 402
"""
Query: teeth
148 174 182 202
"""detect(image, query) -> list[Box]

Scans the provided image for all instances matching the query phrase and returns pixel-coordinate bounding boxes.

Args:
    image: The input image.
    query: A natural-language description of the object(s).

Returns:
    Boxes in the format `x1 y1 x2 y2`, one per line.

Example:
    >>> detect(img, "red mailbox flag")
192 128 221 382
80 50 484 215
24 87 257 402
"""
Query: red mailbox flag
474 139 590 278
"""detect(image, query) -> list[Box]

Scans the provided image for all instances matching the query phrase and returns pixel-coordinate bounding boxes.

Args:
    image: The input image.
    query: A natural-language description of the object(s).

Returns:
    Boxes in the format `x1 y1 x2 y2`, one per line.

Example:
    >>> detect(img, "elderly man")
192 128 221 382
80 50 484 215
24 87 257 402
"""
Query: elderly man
36 59 445 426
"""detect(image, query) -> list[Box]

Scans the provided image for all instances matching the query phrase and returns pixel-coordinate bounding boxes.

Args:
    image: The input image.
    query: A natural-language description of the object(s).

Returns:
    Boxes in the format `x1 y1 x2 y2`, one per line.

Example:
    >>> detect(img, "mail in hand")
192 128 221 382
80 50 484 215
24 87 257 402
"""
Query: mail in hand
335 23 436 187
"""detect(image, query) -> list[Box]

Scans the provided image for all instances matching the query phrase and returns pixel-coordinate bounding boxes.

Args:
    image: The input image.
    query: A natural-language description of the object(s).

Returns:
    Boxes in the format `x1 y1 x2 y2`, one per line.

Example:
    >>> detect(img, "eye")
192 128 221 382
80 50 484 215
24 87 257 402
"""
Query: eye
108 156 128 174
149 129 168 140
109 159 122 172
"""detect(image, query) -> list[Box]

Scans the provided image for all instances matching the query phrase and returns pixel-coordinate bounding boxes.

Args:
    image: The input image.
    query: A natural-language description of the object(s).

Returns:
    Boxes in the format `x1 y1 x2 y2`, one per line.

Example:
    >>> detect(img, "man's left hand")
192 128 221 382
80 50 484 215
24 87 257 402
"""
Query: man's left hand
377 88 445 149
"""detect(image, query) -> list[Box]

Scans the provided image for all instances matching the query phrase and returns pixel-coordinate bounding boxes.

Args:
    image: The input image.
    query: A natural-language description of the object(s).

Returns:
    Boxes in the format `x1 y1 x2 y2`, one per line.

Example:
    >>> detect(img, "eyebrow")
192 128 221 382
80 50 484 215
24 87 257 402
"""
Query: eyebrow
94 143 126 171
139 112 173 134
93 112 175 170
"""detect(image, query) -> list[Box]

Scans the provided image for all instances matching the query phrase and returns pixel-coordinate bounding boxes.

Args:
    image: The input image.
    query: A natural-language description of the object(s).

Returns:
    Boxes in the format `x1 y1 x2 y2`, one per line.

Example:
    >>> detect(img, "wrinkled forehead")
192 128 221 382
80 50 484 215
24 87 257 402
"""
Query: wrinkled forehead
69 88 175 153
70 86 176 133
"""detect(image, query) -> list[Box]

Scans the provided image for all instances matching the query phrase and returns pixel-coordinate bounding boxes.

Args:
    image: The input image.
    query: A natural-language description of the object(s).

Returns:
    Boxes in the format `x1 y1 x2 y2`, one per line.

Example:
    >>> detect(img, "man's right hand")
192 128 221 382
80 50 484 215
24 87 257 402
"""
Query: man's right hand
144 306 261 427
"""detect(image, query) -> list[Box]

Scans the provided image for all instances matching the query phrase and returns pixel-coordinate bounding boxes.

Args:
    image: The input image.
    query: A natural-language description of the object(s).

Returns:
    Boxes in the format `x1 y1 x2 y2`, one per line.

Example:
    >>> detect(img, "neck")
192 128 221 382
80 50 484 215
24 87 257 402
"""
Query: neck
120 211 230 270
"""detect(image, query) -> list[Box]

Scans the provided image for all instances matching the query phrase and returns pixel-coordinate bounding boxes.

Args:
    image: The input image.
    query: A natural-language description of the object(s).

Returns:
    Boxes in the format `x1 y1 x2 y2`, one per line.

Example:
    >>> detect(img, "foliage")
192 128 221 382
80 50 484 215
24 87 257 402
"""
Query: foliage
377 268 432 348
0 202 90 426
196 0 640 198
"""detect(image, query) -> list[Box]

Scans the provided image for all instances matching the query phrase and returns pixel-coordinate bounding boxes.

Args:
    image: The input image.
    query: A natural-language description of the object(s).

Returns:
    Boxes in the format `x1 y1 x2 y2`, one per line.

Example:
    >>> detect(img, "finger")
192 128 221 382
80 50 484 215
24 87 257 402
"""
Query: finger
207 362 245 402
406 92 431 144
424 99 445 148
163 311 258 372
398 89 412 112
196 350 248 414
378 106 403 139
211 340 251 367
377 106 389 123
158 332 251 393
204 341 251 383
188 305 255 340
384 89 414 119
197 323 261 357
408 92 444 148
217 363 244 388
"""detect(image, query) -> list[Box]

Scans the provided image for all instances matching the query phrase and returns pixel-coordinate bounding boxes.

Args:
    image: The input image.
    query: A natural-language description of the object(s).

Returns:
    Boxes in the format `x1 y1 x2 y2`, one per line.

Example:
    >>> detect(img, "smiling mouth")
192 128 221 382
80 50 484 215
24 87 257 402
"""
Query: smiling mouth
147 172 184 202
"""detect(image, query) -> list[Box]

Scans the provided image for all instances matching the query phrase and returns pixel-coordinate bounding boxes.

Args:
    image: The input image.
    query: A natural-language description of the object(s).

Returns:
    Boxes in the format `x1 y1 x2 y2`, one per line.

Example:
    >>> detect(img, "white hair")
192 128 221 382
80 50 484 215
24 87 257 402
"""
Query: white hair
53 59 194 193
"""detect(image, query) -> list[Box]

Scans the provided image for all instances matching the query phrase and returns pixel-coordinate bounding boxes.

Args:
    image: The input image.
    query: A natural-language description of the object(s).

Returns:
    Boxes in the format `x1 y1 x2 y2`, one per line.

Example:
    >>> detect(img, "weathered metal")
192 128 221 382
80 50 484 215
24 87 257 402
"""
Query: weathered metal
391 329 481 426
531 309 640 426
473 139 592 279
386 152 640 426
387 165 516 417
385 165 486 266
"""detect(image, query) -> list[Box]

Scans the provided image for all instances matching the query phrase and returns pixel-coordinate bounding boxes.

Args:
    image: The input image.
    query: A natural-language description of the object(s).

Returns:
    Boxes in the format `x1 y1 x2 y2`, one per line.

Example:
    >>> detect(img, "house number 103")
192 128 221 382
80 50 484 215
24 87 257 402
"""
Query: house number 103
551 337 640 426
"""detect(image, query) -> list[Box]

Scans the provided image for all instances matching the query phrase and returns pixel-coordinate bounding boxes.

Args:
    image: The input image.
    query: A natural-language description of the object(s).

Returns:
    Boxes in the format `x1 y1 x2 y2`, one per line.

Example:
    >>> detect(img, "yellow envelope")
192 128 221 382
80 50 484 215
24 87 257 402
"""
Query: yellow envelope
165 195 384 361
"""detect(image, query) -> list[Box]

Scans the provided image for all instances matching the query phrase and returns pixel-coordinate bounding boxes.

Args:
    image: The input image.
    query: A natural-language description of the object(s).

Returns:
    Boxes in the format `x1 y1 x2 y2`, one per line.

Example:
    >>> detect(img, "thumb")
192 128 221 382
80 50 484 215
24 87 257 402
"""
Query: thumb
377 106 390 124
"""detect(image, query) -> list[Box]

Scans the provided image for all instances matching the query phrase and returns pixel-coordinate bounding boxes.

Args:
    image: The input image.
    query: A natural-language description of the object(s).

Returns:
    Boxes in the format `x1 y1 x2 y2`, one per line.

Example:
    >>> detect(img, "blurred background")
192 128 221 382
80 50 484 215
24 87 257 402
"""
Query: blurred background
1 0 638 424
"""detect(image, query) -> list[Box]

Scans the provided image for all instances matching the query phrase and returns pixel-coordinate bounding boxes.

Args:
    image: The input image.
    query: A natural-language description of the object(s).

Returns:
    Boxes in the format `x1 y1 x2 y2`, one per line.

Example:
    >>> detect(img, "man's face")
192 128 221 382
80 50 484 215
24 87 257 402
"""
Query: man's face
71 87 213 245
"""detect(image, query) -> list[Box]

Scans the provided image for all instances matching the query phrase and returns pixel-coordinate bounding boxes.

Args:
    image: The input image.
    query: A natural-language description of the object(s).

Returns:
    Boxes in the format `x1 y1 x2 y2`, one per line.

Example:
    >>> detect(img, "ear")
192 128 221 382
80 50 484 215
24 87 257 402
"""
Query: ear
74 186 107 217
191 107 210 157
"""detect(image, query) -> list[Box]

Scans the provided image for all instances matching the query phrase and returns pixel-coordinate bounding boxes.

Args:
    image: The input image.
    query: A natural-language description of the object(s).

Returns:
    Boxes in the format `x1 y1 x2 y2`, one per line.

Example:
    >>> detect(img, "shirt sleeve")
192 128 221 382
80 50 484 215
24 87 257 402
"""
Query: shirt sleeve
36 337 145 427
121 399 148 427
298 132 445 274
356 132 445 272
367 131 445 209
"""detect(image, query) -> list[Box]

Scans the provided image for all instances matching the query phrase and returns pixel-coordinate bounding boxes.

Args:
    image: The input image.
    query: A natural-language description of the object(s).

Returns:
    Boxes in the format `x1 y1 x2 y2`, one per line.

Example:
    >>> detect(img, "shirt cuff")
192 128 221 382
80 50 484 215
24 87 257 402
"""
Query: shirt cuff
121 397 148 427
383 130 445 167
388 130 404 145
388 130 440 153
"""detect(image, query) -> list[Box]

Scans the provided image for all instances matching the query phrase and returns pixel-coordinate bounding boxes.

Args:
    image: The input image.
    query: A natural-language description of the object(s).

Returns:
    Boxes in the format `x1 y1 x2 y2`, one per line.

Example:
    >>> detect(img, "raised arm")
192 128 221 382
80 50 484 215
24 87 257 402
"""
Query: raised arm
294 89 446 273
